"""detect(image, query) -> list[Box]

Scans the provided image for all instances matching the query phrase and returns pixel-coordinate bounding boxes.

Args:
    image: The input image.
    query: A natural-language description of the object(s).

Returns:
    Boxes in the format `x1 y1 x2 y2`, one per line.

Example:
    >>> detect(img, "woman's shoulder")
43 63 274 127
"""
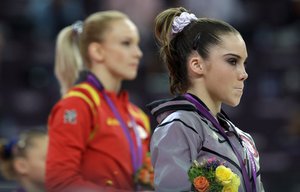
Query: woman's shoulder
164 109 210 127
49 95 93 123
53 81 101 112
155 110 208 137
54 95 91 110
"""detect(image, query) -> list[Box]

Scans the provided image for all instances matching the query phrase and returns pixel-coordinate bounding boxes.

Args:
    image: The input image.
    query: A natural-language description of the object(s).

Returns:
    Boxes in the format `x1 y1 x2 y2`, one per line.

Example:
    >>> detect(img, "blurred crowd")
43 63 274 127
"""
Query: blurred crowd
0 0 299 191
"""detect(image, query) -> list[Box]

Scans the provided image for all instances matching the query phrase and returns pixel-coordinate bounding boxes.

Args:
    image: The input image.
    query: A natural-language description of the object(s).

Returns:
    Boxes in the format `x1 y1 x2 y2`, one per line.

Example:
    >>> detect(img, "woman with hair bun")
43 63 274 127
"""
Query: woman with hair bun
147 7 264 192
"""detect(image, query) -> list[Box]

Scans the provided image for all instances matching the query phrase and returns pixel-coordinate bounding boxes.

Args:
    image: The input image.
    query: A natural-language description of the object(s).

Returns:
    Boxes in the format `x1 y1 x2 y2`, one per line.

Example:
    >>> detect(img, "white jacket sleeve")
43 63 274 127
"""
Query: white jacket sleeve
150 114 203 192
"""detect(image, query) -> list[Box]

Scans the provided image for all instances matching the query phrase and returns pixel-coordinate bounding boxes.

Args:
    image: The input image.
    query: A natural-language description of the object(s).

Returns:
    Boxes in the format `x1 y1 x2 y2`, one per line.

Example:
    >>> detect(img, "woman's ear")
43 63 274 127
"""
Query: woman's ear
13 158 29 175
88 42 104 63
188 53 205 75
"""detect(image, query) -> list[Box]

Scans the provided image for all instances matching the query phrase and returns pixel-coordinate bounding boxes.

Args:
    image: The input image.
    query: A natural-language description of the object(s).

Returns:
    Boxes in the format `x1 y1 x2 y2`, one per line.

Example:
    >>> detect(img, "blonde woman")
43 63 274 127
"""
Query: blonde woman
47 11 151 191
0 129 48 192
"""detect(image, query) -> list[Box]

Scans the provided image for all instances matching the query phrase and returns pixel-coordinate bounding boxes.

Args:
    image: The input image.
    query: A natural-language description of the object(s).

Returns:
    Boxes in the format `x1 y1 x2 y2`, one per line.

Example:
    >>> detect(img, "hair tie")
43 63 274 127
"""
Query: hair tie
172 12 197 35
72 20 83 35
3 137 18 159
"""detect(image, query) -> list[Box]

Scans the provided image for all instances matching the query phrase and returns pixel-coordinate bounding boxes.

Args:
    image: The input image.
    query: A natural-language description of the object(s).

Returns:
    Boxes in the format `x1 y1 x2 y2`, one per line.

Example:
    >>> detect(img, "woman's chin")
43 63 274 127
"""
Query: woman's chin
225 100 241 107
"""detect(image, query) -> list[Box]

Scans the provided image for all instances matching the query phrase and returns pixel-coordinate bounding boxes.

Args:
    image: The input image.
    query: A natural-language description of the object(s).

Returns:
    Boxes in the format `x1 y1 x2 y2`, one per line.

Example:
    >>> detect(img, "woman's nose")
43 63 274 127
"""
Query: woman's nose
239 67 248 81
135 46 143 58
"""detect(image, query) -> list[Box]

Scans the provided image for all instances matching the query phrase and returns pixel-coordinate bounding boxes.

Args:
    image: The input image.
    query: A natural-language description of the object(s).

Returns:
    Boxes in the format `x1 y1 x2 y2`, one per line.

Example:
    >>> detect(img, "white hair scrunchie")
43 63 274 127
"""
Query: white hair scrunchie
171 12 197 35
72 20 83 34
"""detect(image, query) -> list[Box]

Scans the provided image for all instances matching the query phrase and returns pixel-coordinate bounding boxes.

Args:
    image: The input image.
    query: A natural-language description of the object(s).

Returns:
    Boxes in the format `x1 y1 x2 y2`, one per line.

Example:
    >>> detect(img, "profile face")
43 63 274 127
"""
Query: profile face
203 33 248 107
100 18 143 81
24 135 48 186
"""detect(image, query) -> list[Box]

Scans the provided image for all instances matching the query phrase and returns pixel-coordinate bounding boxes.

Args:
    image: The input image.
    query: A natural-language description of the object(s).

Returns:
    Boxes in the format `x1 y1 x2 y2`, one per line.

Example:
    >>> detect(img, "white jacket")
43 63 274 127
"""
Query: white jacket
147 95 265 192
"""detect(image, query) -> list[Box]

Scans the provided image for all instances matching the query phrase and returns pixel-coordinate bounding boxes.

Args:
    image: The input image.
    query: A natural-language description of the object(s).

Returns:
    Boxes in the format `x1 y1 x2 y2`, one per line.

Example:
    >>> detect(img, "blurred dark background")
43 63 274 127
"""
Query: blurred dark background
0 0 299 191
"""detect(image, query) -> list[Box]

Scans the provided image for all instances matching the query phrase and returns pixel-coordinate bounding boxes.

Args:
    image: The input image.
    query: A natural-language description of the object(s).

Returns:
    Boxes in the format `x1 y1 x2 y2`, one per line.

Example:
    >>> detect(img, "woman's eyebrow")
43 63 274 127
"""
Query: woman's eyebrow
223 53 241 58
223 53 248 60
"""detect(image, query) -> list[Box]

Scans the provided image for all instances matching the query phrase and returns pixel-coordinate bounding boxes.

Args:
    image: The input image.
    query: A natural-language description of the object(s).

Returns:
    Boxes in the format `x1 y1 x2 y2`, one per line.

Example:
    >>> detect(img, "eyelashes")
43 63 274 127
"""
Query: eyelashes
227 58 237 65
121 41 131 46
121 40 141 48
226 59 248 70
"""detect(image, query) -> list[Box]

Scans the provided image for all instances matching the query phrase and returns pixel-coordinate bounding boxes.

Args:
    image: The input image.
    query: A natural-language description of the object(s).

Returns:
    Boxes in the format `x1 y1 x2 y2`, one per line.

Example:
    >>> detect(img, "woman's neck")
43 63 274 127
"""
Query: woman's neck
90 68 121 93
19 179 44 192
187 89 221 117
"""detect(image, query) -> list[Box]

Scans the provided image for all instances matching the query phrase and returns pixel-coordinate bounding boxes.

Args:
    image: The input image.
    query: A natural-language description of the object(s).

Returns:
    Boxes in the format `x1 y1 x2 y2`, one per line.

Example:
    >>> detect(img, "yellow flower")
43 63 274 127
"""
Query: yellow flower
215 165 234 185
231 173 240 188
222 185 239 192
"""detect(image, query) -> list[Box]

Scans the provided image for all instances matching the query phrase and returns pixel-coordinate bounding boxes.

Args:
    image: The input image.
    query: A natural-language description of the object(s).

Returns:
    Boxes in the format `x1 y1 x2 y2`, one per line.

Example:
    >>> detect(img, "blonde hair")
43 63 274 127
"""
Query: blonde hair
55 11 128 95
0 129 47 180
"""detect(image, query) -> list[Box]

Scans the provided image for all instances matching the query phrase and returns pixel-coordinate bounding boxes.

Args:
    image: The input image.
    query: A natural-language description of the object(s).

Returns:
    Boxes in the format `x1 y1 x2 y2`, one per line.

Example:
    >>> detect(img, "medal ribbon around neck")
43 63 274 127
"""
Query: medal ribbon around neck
184 93 256 192
87 73 143 172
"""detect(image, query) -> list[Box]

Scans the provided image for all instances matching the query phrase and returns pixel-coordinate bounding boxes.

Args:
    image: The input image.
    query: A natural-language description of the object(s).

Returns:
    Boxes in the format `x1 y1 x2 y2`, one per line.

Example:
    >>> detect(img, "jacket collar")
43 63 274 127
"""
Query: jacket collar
147 94 233 133
146 95 196 124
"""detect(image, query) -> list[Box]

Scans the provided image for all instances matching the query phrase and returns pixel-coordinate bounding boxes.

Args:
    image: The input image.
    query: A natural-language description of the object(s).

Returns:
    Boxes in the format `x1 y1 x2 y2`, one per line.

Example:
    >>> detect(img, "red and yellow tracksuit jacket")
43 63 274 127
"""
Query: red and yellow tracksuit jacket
46 82 151 192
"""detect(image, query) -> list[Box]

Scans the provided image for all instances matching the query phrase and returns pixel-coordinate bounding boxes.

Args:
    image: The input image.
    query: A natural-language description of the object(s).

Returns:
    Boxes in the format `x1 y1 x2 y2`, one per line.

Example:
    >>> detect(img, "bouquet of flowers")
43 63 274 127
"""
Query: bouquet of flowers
134 152 154 191
188 158 240 192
